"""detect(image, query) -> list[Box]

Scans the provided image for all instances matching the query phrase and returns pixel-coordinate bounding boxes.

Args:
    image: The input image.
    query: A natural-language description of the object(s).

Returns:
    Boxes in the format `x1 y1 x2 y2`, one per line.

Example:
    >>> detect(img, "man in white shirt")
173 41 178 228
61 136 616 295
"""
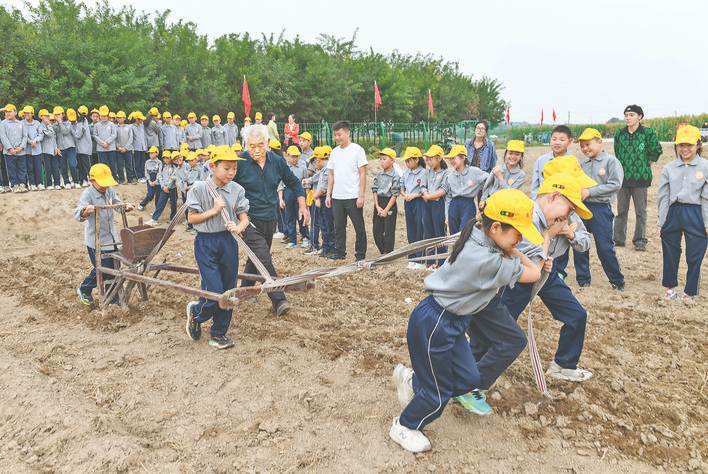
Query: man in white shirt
325 121 368 261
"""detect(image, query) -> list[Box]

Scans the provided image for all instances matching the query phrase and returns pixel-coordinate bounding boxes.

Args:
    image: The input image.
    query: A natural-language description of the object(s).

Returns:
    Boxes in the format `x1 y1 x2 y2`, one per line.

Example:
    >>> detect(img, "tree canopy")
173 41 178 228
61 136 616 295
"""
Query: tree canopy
0 0 507 123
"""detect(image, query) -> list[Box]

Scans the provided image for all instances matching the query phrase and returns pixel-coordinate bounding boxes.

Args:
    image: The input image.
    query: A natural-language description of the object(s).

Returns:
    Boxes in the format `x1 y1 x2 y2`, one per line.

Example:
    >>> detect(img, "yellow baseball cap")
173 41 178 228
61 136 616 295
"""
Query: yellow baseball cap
212 115 221 121
149 107 159 116
89 163 117 187
483 188 543 245
378 147 396 160
576 128 602 142
108 112 116 118
24 105 35 114
90 108 99 114
162 111 172 119
148 146 159 154
38 109 50 117
187 112 196 119
269 139 282 150
227 111 235 119
66 108 77 121
186 151 197 161
323 145 332 155
162 150 172 158
286 145 301 156
312 147 328 159
210 144 246 163
675 124 701 145
2 104 16 112
53 106 64 115
180 142 190 150
78 105 88 115
423 145 444 157
231 142 243 152
172 150 181 158
195 148 205 155
116 110 126 118
299 131 313 142
506 140 524 153
98 105 109 116
200 115 208 121
537 173 593 220
402 147 422 160
180 120 187 128
255 112 262 120
244 116 252 122
133 111 146 120
206 144 216 153
173 114 181 120
445 144 468 159
542 156 597 189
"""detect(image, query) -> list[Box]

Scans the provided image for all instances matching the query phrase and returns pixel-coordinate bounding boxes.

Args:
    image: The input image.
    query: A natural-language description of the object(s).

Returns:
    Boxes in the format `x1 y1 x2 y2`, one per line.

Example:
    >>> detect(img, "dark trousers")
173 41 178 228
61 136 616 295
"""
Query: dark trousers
554 248 570 280
114 150 130 182
373 200 397 254
283 188 299 243
240 218 287 310
467 293 528 390
400 296 479 431
319 204 335 252
152 187 177 220
60 147 78 185
119 150 135 181
423 199 446 266
7 154 27 186
404 198 425 259
448 196 476 235
98 151 118 180
661 203 708 296
309 202 320 248
500 270 587 369
192 231 237 337
139 172 158 208
80 246 116 297
27 153 43 186
574 202 624 285
0 151 7 186
77 153 91 183
614 186 648 247
133 150 146 179
331 198 367 260
45 153 61 187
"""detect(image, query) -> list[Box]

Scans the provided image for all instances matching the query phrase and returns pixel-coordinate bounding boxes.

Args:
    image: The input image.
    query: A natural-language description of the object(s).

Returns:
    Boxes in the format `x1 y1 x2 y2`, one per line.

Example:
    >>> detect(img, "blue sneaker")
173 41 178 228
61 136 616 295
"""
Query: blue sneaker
453 390 492 416
285 242 298 249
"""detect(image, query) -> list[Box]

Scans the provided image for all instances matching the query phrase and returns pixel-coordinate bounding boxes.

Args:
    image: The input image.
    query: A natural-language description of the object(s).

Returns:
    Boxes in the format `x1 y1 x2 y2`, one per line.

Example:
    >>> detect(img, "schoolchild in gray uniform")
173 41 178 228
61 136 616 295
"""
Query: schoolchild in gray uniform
400 147 427 266
279 146 310 248
224 112 239 146
211 115 228 147
390 188 542 453
1 104 29 192
421 145 449 268
147 151 178 225
171 150 190 206
185 146 250 350
138 147 161 211
182 152 206 233
444 144 489 235
173 115 186 144
574 128 625 289
75 163 135 306
114 111 135 184
371 148 401 254
657 124 708 301
54 107 79 188
145 108 162 151
39 110 60 189
23 107 44 190
185 113 202 151
93 106 118 180
530 125 574 199
199 115 213 149
480 139 526 210
89 109 100 165
72 106 92 186
160 112 180 152
131 112 148 182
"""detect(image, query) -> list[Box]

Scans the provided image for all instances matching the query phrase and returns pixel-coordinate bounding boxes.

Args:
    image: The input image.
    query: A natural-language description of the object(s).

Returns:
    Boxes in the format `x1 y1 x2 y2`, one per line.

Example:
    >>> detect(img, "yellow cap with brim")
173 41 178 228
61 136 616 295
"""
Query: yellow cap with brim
423 145 444 157
542 156 598 189
213 115 221 122
53 106 64 115
675 124 701 145
227 111 235 119
286 145 301 156
445 144 468 159
90 108 99 114
149 107 159 116
537 173 593 220
576 128 602 142
506 140 524 153
98 105 109 116
378 147 396 160
186 151 197 161
244 116 252 122
172 150 181 158
402 146 422 160
200 115 209 121
231 143 243 152
269 139 282 150
299 131 312 141
195 149 205 155
173 114 181 120
483 188 543 245
38 109 50 117
312 147 327 160
89 163 117 187
187 112 196 119
162 150 171 158
133 111 146 120
148 146 159 154
206 144 216 152
180 120 187 128
180 142 190 150
108 112 116 118
255 112 262 120
162 111 172 119
66 109 77 121
2 104 16 112
116 111 126 118
210 144 246 163
78 105 88 115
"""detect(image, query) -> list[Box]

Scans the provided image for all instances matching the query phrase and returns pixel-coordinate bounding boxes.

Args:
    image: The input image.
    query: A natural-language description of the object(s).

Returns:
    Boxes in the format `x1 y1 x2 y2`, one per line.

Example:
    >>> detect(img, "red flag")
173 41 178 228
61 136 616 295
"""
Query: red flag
553 108 557 122
374 81 382 111
428 90 434 117
541 109 544 125
242 76 251 118
506 106 510 124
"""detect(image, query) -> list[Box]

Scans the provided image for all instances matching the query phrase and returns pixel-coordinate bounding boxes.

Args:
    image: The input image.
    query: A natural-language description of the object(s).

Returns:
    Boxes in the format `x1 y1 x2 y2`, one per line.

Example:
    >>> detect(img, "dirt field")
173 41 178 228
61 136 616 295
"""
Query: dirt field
1 142 706 473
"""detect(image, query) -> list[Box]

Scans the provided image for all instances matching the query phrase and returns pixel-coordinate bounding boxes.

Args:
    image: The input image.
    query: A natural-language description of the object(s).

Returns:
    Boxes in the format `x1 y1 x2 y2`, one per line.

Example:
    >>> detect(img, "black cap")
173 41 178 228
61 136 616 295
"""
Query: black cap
624 104 644 117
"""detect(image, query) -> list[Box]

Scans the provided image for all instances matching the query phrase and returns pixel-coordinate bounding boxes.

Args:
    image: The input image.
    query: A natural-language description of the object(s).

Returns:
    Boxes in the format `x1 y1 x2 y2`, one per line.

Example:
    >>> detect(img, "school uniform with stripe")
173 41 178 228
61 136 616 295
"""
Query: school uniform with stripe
401 166 426 260
445 166 489 234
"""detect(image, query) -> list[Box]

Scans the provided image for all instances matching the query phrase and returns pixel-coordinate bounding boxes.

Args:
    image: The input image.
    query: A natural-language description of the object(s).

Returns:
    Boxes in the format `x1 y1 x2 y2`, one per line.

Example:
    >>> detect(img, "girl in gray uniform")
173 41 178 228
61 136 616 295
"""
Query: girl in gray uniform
389 188 542 453
444 144 489 235
421 145 449 269
480 139 526 210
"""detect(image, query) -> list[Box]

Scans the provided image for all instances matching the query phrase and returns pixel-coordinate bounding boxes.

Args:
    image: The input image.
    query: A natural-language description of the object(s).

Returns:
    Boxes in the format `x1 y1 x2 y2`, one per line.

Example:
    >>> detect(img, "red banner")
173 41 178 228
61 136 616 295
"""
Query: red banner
242 76 251 118
374 81 382 111
428 90 434 117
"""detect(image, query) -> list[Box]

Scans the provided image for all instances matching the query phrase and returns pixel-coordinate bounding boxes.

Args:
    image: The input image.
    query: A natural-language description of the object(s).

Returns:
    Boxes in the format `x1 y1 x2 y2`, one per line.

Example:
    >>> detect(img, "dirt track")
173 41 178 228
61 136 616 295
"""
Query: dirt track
0 143 706 472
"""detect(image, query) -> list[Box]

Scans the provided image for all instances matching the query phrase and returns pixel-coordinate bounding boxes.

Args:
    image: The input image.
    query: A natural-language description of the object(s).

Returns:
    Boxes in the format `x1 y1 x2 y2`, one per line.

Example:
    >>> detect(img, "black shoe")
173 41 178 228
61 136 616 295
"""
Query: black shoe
634 245 646 252
578 282 591 288
275 301 291 317
612 283 625 292
303 245 318 255
209 335 234 349
186 302 201 341
319 251 331 258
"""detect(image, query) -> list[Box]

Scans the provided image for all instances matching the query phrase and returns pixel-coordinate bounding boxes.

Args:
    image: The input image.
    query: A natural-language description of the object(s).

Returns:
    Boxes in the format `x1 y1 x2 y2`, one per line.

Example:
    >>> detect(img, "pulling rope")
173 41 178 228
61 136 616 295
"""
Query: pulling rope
526 271 553 400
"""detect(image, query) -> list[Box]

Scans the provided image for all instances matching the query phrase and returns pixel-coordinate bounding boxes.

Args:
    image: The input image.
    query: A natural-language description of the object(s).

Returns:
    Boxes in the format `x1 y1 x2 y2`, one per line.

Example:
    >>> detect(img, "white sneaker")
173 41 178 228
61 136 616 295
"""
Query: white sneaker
546 360 593 382
407 261 418 270
82 180 89 187
30 185 37 191
392 364 415 409
46 185 54 190
146 219 159 226
20 184 29 192
74 182 81 189
38 184 45 190
273 232 285 239
389 417 431 453
138 178 147 183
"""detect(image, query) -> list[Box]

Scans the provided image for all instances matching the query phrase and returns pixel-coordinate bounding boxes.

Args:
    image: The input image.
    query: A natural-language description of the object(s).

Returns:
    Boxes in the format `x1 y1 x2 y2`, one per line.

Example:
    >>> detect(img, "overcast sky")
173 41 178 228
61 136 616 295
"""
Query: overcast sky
8 0 707 123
